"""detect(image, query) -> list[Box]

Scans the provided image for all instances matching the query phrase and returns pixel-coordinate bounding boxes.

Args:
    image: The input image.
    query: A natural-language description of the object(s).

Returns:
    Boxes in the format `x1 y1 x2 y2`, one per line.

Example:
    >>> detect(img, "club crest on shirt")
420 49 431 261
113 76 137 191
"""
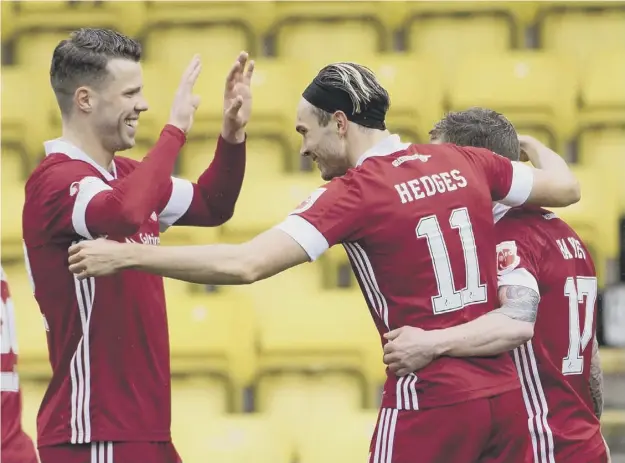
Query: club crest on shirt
290 188 327 215
496 240 521 275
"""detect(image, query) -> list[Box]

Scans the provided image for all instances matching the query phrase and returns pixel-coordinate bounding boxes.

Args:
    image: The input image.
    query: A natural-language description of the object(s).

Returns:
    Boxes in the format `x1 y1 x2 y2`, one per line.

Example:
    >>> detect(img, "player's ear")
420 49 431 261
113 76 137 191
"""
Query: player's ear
75 87 94 114
334 111 349 136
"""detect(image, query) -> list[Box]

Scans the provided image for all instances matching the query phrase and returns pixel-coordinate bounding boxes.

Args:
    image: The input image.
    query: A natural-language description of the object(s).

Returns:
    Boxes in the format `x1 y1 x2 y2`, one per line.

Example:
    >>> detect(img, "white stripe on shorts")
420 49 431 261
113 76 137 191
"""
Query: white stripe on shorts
90 442 113 463
372 408 399 463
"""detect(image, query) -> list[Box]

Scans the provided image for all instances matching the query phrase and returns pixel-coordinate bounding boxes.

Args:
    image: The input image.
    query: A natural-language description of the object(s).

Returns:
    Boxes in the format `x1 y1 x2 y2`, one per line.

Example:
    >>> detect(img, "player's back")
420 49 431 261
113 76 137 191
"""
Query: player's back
345 142 526 410
496 207 604 462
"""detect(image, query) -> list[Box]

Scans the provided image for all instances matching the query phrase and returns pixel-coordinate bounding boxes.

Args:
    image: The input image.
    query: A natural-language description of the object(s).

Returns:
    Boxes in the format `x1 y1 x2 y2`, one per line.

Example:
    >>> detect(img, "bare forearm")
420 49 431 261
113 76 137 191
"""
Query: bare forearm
434 313 533 358
123 243 253 285
523 140 580 206
434 285 538 358
590 337 604 419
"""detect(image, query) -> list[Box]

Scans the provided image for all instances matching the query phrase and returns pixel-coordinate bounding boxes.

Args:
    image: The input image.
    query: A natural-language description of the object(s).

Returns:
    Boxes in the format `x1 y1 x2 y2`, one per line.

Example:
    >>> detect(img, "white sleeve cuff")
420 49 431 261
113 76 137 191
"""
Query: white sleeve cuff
497 268 540 295
275 215 329 262
71 176 113 239
159 177 194 232
500 162 534 207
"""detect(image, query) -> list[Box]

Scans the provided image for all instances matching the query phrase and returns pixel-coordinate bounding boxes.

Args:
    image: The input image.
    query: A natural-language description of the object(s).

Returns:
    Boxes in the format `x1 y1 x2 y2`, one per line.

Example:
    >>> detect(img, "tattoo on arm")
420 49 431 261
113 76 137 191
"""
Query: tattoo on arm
590 336 604 419
492 285 540 323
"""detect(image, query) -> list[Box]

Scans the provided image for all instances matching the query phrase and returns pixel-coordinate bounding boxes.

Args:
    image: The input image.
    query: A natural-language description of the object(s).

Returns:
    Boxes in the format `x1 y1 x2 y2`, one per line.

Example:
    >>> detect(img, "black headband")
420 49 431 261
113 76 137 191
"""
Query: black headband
302 78 386 130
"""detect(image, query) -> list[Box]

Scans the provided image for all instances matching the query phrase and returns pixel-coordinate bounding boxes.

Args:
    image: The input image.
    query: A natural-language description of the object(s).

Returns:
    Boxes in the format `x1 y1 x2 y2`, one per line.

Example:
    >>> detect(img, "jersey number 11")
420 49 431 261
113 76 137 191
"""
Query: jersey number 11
417 207 488 315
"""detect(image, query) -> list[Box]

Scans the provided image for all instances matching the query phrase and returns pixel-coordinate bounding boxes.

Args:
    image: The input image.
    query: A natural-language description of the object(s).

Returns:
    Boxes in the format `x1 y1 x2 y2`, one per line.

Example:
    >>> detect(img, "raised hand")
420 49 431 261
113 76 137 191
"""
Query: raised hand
168 54 202 134
222 51 255 144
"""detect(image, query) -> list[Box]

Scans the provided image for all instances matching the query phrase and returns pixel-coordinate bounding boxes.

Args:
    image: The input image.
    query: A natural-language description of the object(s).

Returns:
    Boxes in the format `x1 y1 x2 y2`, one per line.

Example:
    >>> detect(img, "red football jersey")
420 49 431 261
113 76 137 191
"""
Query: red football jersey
22 130 245 447
495 206 605 462
278 135 535 410
1 267 38 463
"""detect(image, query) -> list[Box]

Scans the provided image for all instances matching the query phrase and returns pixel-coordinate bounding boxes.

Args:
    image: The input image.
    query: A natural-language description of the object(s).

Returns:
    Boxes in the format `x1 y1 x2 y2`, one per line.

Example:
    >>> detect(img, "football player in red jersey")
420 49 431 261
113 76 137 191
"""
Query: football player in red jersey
1 266 39 463
382 108 610 463
68 64 582 462
22 28 252 463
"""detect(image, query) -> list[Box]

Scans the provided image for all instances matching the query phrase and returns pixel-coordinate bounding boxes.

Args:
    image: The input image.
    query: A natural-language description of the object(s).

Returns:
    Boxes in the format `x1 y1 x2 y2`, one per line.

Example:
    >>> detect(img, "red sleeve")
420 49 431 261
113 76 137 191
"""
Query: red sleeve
459 147 534 205
275 174 366 261
31 125 185 239
156 135 246 230
494 216 543 290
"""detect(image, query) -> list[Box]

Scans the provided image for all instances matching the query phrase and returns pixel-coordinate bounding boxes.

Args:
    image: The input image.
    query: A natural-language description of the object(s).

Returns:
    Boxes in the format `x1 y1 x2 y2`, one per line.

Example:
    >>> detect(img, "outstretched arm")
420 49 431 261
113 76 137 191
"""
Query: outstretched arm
590 336 604 419
383 285 538 376
68 228 310 285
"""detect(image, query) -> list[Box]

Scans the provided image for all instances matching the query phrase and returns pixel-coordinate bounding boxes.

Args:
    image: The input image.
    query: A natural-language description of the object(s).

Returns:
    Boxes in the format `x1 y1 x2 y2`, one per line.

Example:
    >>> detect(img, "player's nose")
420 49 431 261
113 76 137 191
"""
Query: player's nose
136 96 149 112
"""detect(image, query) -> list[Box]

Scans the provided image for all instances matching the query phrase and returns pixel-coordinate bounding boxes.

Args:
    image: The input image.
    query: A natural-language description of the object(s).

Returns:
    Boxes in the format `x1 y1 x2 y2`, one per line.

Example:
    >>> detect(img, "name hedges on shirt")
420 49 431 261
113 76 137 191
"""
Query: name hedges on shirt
394 170 468 204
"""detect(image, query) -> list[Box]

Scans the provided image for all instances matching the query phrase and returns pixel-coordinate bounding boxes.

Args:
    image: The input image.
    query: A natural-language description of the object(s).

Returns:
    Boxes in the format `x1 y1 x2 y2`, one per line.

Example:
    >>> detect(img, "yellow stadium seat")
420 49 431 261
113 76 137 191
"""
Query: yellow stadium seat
141 1 274 63
141 59 302 155
578 51 625 133
354 54 444 143
448 52 577 151
298 410 378 463
165 281 256 411
10 1 145 67
257 373 364 457
538 4 625 71
220 172 321 242
401 1 533 79
256 289 384 408
171 377 228 425
173 414 291 463
268 1 404 68
1 2 16 41
10 1 144 38
1 66 57 160
20 379 48 440
2 264 50 375
550 166 619 288
1 147 28 250
142 27 249 69
577 127 625 214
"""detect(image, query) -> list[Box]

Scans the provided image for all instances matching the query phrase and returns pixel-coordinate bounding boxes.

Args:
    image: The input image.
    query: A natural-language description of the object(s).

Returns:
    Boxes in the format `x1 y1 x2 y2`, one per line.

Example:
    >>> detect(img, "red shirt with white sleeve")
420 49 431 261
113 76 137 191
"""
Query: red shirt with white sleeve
22 126 245 447
495 206 605 462
277 135 535 410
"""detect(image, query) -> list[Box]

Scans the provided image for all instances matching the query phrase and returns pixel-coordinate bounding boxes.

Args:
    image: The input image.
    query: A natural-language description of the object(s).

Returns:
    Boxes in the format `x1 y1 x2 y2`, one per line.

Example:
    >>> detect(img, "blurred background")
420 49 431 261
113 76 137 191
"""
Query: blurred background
1 0 624 462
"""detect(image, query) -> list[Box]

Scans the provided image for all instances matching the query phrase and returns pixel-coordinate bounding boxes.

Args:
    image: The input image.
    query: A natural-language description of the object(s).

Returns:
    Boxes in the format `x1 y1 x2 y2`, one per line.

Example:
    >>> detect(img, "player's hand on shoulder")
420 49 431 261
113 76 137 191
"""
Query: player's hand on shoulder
68 238 126 280
221 51 254 144
168 54 203 134
382 326 439 376
518 134 543 163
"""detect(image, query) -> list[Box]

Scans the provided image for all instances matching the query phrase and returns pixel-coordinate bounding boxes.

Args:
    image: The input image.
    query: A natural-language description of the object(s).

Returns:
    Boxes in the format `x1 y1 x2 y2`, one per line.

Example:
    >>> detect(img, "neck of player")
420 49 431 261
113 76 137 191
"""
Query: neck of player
347 128 391 167
62 121 115 172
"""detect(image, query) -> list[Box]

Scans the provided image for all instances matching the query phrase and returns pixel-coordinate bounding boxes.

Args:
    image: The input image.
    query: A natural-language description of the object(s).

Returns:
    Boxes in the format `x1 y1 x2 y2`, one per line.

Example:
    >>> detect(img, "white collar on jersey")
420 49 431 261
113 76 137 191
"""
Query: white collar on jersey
43 138 118 181
355 134 412 167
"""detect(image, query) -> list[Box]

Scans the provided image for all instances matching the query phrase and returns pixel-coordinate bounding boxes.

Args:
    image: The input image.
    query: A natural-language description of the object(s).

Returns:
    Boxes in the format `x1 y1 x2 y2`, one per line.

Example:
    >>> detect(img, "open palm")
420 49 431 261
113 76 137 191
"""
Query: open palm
223 51 254 135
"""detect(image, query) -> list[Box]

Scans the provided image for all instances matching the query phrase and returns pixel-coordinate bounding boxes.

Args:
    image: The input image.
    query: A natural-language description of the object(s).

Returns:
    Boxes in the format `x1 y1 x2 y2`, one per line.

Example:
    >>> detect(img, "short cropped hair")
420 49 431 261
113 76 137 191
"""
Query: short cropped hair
50 28 142 115
313 62 390 127
430 107 520 161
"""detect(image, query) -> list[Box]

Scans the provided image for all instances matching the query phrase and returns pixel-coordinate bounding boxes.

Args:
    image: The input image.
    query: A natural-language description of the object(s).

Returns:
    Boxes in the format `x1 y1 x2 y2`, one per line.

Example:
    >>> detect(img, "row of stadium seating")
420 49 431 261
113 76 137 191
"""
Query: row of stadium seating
7 262 625 414
2 1 624 69
16 367 625 462
3 48 625 157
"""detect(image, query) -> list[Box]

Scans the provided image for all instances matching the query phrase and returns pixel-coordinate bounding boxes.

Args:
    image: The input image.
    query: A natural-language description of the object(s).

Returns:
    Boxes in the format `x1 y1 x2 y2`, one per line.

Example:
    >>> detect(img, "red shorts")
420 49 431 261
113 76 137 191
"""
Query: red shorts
38 441 181 463
1 430 39 463
369 388 529 463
